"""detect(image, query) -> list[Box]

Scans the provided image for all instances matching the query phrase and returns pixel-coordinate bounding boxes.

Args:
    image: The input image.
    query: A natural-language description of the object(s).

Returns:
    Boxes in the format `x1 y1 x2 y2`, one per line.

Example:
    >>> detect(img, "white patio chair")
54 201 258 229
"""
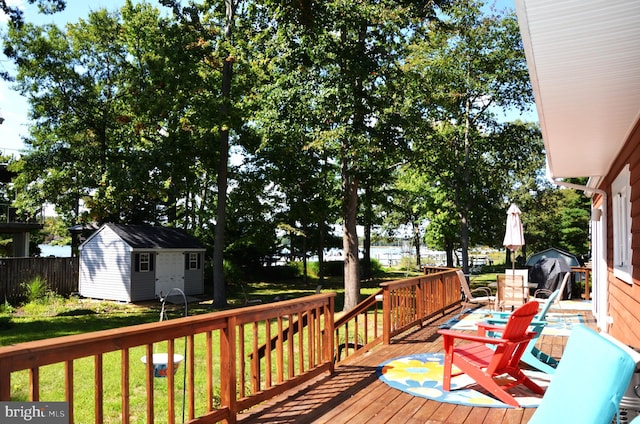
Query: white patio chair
457 270 495 311
495 274 527 312
534 271 571 309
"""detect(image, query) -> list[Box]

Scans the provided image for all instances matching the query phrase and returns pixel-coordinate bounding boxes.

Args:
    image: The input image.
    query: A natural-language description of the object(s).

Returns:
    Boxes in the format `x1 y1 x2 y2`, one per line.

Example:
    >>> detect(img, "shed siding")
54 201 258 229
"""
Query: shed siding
79 226 132 302
601 118 640 349
130 252 157 301
184 252 204 295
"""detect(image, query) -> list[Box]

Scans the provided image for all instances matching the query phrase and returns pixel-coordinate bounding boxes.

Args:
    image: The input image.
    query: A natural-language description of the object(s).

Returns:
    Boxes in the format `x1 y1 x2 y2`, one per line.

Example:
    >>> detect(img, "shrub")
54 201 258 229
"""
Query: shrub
223 260 243 284
21 276 49 304
306 261 319 278
0 315 11 330
0 298 14 315
270 264 300 280
323 261 344 277
369 258 384 276
0 299 13 330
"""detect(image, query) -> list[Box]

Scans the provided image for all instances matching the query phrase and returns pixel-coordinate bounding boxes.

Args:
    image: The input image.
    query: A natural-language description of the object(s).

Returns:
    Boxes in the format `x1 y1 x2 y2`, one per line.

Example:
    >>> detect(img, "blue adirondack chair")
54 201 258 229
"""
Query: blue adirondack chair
485 289 561 374
529 325 637 424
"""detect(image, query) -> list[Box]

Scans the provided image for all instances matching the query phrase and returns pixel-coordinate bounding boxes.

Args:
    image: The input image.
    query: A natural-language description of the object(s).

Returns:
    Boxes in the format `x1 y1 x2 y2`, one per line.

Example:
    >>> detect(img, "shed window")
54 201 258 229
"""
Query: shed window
186 253 200 270
612 165 632 284
136 253 154 273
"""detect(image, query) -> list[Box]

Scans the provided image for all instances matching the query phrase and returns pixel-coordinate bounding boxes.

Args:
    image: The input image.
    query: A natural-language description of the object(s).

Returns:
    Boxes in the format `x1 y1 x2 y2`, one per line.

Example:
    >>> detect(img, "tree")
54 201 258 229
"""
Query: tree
382 167 431 267
261 1 449 312
211 0 239 308
160 0 269 307
0 0 64 27
514 178 591 261
405 0 537 273
4 2 215 228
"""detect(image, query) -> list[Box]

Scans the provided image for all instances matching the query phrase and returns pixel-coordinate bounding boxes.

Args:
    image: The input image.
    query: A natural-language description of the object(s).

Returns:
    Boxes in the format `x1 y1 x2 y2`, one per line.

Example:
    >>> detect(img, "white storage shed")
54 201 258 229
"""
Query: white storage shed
79 223 205 302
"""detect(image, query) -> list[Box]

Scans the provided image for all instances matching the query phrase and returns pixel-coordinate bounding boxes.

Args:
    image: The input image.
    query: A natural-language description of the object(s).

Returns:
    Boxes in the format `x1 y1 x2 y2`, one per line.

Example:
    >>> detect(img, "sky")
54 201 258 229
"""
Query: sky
0 0 533 158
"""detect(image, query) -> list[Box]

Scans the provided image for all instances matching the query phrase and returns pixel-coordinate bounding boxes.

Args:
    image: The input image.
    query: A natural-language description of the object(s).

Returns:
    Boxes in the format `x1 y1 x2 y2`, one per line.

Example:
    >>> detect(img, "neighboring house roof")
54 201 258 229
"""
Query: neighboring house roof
98 223 205 250
514 0 640 179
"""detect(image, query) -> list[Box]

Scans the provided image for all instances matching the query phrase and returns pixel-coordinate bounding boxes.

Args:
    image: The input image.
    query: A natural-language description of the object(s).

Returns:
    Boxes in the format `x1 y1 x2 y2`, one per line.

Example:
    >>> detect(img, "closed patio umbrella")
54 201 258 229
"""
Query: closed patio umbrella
503 204 525 274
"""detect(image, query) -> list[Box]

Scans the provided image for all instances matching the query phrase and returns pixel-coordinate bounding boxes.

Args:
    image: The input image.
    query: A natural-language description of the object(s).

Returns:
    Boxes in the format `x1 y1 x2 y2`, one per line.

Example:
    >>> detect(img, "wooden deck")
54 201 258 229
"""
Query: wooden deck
238 307 596 424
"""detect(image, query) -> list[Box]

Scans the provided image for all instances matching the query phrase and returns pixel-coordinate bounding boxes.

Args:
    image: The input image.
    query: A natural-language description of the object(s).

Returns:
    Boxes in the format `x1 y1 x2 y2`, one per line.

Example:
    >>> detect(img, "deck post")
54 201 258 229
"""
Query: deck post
221 316 237 424
325 296 335 371
383 288 391 345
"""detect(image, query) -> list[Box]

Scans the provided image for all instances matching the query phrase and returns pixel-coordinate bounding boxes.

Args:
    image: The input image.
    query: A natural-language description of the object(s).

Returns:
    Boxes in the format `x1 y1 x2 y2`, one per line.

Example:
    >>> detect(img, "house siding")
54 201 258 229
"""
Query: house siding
79 226 132 302
601 119 640 349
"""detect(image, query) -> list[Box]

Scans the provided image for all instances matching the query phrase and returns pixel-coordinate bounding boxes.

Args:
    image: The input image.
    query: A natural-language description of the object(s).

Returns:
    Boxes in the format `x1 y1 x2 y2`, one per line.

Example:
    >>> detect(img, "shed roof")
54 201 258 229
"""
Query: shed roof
104 223 205 250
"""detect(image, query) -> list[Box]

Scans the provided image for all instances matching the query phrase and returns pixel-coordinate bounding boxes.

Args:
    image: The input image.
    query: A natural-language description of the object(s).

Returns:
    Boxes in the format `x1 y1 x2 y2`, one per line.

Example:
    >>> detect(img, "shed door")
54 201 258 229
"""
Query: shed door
155 252 185 297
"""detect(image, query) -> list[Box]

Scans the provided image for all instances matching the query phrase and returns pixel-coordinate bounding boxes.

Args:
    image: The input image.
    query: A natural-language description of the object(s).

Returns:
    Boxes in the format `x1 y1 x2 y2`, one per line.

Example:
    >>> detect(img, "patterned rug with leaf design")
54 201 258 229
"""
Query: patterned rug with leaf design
377 352 551 408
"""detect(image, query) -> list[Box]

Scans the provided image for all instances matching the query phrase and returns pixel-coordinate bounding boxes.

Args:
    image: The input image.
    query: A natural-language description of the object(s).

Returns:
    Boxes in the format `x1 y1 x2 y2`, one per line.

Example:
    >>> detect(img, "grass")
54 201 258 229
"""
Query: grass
8 336 217 422
0 297 160 346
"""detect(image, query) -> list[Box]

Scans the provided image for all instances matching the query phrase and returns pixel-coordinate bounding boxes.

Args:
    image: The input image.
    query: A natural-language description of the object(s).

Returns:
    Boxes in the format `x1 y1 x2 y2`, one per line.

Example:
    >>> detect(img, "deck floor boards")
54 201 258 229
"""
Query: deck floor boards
238 307 595 424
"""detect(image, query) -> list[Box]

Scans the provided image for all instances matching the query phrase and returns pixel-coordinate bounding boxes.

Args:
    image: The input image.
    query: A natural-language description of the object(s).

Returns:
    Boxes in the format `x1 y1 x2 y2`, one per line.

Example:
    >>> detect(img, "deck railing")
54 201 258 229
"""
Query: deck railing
334 268 461 362
380 269 461 344
0 293 335 424
0 268 462 423
571 266 591 300
333 290 384 365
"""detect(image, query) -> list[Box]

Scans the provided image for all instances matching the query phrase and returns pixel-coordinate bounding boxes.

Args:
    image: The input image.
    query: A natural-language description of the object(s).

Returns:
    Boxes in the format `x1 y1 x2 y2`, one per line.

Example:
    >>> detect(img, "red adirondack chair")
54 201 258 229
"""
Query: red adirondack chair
437 301 544 407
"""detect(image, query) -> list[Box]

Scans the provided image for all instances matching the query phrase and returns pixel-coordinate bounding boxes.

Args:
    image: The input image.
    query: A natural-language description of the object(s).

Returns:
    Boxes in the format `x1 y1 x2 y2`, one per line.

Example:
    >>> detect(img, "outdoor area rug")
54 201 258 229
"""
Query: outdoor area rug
552 299 592 311
377 353 551 408
440 308 584 337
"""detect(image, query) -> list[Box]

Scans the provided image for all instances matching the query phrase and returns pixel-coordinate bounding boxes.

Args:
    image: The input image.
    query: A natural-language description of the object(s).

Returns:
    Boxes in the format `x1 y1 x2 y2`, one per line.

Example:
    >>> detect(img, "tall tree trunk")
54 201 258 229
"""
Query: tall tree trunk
342 143 360 312
212 0 236 308
363 222 371 279
213 126 229 308
302 220 308 284
361 186 372 280
459 93 472 275
445 238 454 268
460 212 470 273
413 221 422 267
318 219 325 289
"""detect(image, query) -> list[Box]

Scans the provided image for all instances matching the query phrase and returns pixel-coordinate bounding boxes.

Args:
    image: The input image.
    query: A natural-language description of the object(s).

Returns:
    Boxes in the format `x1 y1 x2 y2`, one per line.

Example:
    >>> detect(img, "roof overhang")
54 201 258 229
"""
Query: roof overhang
514 0 640 179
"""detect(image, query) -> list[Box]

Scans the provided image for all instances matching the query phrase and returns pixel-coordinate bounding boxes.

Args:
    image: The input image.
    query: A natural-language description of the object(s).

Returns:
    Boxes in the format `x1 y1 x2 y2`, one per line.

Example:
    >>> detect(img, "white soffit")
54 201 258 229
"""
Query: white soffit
514 0 640 178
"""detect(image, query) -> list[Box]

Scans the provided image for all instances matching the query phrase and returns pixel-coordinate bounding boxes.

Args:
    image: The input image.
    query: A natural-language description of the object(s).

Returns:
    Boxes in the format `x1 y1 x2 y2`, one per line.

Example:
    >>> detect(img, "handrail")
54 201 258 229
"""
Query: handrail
380 269 461 344
0 293 335 424
0 269 463 423
333 289 384 365
334 268 461 363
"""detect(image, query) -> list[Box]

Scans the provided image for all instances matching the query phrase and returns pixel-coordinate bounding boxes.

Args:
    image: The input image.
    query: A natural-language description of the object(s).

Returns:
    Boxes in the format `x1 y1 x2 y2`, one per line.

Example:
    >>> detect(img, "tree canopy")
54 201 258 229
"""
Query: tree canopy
1 0 591 310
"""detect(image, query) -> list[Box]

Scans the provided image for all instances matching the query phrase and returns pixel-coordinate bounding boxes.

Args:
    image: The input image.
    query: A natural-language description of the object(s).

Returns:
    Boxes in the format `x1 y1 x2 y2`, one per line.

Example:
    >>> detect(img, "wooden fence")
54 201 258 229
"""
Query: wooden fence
0 257 79 303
